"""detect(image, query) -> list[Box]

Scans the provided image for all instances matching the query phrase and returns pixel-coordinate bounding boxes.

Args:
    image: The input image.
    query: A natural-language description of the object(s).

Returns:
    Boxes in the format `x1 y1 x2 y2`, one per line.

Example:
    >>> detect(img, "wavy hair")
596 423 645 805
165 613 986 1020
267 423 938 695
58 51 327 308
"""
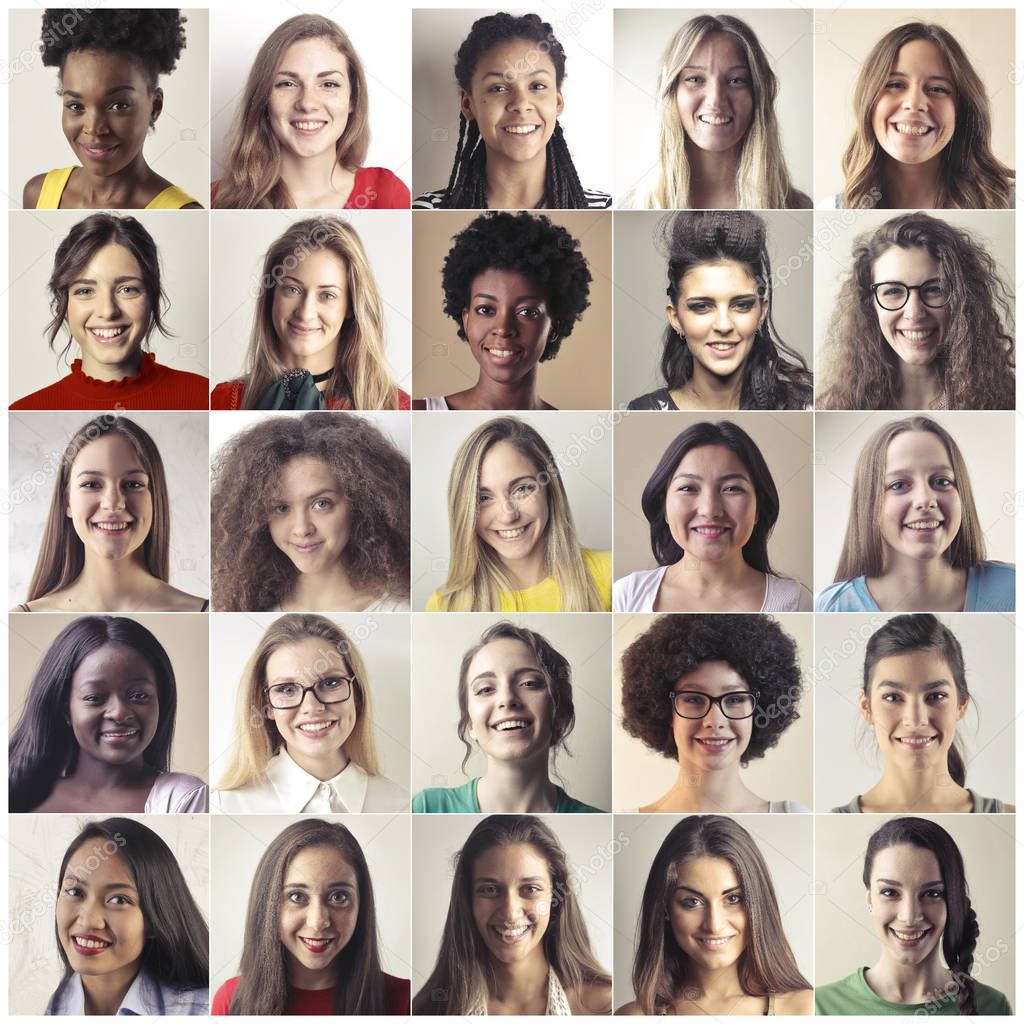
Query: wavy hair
841 23 1014 210
26 416 170 603
215 614 379 792
834 417 984 581
210 413 409 611
411 815 610 1014
818 214 1014 409
214 15 370 209
433 417 603 611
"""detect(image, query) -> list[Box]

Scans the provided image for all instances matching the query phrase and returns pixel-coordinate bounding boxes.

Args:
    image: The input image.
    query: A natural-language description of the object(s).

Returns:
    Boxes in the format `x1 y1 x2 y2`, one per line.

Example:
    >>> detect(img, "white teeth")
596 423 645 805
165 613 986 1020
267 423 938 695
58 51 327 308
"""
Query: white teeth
892 928 927 939
709 343 737 350
699 115 732 125
494 720 529 732
905 520 941 530
74 937 110 949
894 123 931 135
496 526 527 539
90 327 127 338
496 923 530 936
503 125 538 134
699 936 731 946
93 522 129 532
292 121 326 131
698 738 731 746
298 721 334 734
693 526 726 535
102 729 139 737
488 348 515 357
899 330 934 340
897 736 935 747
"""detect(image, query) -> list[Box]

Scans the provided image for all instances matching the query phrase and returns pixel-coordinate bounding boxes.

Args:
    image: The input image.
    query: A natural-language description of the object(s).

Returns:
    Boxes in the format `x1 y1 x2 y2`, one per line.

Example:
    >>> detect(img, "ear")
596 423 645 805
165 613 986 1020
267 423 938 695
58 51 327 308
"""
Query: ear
956 695 969 721
149 87 164 125
459 88 476 122
758 297 769 327
666 303 683 336
858 689 872 724
555 89 565 118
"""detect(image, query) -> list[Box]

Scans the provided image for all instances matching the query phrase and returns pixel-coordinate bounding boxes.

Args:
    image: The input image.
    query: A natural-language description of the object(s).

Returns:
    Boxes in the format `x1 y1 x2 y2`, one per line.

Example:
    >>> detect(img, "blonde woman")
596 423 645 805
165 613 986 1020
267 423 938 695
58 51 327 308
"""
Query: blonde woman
211 614 408 813
627 15 810 210
426 417 610 612
212 14 409 209
211 217 409 410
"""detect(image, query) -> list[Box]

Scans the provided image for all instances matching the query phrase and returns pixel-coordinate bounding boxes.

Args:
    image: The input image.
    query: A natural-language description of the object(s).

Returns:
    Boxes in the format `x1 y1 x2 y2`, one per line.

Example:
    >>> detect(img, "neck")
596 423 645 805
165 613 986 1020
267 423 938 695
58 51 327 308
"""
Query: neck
484 150 547 209
682 961 745 1000
284 562 368 612
661 760 759 813
898 363 942 409
869 762 965 809
870 556 965 610
477 753 557 813
277 147 342 203
467 370 545 410
677 361 746 409
75 151 153 205
866 954 949 1004
488 947 550 1007
287 952 339 992
884 157 943 209
284 743 350 783
278 339 340 378
499 548 548 591
80 347 145 383
74 555 156 610
80 965 140 1016
684 140 740 207
665 553 760 593
68 752 154 791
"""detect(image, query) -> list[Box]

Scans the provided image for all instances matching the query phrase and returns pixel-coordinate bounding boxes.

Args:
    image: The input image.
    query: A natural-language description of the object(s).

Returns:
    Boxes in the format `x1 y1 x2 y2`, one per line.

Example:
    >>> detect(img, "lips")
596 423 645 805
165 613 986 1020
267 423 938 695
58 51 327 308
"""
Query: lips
501 124 539 135
491 717 533 733
694 736 734 752
491 921 532 944
494 525 529 541
895 735 937 748
903 519 942 532
696 934 736 948
91 520 131 534
482 344 522 365
891 121 934 136
295 720 337 737
290 540 324 554
100 727 141 744
890 926 931 947
78 142 119 160
88 325 131 345
291 120 327 135
287 322 322 336
698 114 733 126
298 935 336 953
71 934 112 956
690 524 729 539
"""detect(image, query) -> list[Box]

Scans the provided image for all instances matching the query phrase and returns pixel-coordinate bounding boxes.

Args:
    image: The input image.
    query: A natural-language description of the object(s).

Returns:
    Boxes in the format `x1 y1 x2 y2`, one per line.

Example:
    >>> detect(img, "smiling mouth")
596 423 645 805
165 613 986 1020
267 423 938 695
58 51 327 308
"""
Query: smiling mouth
890 926 931 946
492 718 533 733
298 935 336 953
502 124 539 135
698 114 733 126
896 735 938 748
290 541 323 554
88 326 131 344
79 142 119 158
492 922 532 944
91 520 131 534
100 727 141 742
291 120 327 134
691 525 729 538
495 525 529 541
903 519 942 532
288 322 322 335
891 122 934 136
696 935 736 948
695 737 734 751
71 935 112 954
296 720 337 736
483 345 521 362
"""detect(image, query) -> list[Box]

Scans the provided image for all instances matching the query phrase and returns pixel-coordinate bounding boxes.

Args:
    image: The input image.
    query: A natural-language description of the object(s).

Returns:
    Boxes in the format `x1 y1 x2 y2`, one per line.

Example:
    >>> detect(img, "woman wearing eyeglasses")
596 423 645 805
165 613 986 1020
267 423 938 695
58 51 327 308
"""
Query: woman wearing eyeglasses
620 614 808 813
817 213 1014 411
211 614 408 813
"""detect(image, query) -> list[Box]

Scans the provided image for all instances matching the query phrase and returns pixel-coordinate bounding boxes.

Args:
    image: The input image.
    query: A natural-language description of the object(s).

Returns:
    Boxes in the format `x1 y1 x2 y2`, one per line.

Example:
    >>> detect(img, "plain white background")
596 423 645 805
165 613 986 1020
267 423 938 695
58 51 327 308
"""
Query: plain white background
409 612 613 811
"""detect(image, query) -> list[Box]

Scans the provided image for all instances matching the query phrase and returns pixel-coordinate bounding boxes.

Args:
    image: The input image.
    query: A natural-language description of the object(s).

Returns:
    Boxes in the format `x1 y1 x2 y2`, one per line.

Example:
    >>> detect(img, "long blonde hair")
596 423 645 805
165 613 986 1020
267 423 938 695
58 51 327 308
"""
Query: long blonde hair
435 418 603 612
640 15 807 210
215 614 379 791
214 14 370 209
238 217 400 410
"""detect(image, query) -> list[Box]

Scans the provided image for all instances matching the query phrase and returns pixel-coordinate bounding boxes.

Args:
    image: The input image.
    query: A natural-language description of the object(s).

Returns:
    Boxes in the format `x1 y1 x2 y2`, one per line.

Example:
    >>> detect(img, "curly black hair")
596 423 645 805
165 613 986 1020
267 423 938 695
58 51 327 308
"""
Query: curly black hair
441 211 592 361
620 614 802 765
40 9 187 85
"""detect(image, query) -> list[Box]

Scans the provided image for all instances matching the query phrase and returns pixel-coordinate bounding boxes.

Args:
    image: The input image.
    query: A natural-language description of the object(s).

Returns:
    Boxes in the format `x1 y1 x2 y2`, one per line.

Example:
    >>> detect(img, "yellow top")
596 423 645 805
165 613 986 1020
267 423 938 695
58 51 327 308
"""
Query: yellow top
426 549 611 612
35 167 199 210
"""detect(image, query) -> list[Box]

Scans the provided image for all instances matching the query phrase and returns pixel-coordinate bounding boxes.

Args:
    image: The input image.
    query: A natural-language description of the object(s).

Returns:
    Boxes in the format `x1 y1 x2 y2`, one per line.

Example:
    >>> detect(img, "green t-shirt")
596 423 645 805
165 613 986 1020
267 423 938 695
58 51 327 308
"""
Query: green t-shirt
411 778 604 813
815 968 1012 1015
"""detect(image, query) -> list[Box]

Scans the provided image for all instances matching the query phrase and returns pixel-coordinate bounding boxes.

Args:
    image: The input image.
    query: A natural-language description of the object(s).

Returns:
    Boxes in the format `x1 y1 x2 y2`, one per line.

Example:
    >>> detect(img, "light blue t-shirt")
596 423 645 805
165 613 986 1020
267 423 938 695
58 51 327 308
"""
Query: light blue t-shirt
412 777 603 813
815 561 1015 612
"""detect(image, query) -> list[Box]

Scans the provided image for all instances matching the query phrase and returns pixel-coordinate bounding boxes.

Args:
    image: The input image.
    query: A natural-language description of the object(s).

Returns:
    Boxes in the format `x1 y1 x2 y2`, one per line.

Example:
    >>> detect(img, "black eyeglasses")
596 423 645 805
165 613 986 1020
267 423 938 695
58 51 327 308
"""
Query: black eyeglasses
670 690 759 720
265 676 354 709
870 279 950 311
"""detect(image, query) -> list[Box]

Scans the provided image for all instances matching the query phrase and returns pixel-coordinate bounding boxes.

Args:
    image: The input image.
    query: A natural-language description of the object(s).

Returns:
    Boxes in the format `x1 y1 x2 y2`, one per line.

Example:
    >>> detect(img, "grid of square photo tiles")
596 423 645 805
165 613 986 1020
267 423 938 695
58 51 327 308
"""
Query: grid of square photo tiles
6 2 1017 1018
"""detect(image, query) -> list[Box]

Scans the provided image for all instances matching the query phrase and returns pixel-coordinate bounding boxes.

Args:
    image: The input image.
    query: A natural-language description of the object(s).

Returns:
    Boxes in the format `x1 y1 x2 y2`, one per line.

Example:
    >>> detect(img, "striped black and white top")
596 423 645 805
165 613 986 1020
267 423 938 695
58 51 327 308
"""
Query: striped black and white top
412 187 612 210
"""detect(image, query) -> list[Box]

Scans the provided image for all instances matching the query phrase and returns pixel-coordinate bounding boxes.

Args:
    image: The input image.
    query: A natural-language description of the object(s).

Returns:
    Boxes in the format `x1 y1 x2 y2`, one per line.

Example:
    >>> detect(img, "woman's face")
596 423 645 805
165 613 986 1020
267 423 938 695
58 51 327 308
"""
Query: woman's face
475 441 550 571
267 456 352 576
671 660 754 775
878 430 962 569
867 844 947 968
267 36 353 160
669 856 748 971
675 32 754 154
668 260 766 383
56 840 146 986
271 247 349 375
664 444 758 567
870 245 949 370
462 268 553 385
460 37 564 169
471 842 552 968
68 643 160 769
60 50 159 174
65 433 154 565
862 650 966 772
465 637 553 765
279 844 359 986
66 243 152 380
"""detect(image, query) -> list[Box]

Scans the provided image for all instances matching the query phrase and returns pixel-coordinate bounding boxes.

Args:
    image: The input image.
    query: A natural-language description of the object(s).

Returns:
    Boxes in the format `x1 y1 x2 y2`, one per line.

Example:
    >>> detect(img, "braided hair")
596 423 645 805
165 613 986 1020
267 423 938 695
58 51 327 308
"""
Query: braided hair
440 13 588 209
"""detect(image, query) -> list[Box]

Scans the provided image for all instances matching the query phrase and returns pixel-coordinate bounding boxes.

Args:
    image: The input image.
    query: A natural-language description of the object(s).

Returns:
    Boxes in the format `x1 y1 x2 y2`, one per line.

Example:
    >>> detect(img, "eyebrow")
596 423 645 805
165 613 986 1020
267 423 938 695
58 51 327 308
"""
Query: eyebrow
670 471 750 483
681 63 749 72
685 292 759 302
480 68 551 80
471 667 545 684
276 69 346 78
283 880 355 889
69 276 144 286
478 475 537 492
877 878 944 887
268 670 347 684
475 875 548 883
874 678 951 692
472 292 543 302
676 883 742 896
270 488 339 502
63 873 137 892
75 468 147 478
62 85 136 97
76 676 155 688
884 464 954 477
280 276 342 290
887 70 954 86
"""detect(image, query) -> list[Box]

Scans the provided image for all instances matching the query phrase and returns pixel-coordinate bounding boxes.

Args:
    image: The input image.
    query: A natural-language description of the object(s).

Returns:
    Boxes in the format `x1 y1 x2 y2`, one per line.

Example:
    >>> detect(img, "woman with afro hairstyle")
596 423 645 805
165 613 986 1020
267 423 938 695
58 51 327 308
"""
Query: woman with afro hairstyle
211 413 409 612
619 614 809 813
627 211 812 410
24 9 202 210
414 211 592 410
817 213 1014 410
412 12 610 210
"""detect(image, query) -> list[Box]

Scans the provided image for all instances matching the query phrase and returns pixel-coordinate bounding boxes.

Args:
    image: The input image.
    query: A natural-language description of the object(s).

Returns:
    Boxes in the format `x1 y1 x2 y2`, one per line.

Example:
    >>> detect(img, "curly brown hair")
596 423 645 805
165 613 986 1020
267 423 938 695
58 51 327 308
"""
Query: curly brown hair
620 615 802 765
211 413 409 610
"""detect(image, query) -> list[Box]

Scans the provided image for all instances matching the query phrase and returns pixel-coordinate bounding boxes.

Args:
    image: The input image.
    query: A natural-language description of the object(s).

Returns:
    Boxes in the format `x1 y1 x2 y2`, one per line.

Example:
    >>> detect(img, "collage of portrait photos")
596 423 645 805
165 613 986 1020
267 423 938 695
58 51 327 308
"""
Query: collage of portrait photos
4 1 1018 1018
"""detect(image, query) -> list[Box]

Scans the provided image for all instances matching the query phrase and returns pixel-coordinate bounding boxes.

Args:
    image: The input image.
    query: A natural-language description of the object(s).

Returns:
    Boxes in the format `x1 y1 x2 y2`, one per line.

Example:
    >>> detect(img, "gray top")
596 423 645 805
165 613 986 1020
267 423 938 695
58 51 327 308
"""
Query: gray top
833 790 1006 813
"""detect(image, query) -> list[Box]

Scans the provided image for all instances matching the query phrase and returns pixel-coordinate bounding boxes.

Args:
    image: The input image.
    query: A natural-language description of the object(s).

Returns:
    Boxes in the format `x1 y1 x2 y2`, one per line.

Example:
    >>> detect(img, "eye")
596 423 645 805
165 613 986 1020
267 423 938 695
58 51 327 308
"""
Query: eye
724 892 744 904
64 101 85 113
520 677 546 690
318 291 338 302
886 480 910 492
678 693 704 706
473 303 496 317
107 894 134 906
931 476 955 489
879 886 899 898
281 285 300 296
732 299 756 312
926 691 950 704
328 889 352 905
473 684 495 697
880 691 903 703
681 75 705 87
62 885 84 898
312 498 334 512
722 484 748 494
677 896 702 909
522 884 544 896
530 81 547 91
122 479 148 490
923 887 946 900
319 677 348 693
117 284 141 296
517 306 542 320
477 492 493 506
512 482 538 499
285 890 307 904
110 101 132 112
72 287 94 298
129 690 152 703
727 75 750 87
273 683 299 699
686 301 712 313
674 483 698 493
486 83 508 93
80 693 106 705
722 694 747 709
321 79 344 89
271 503 289 515
476 883 499 896
274 78 298 89
927 85 952 96
884 79 905 91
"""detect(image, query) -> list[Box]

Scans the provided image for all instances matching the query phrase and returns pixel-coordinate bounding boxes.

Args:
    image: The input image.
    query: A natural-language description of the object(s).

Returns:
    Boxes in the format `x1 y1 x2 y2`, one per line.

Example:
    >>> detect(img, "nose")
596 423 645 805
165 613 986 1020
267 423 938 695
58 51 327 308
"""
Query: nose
703 75 726 110
296 289 320 322
697 488 723 519
506 79 535 113
910 479 938 510
712 302 733 334
495 680 523 709
496 494 521 522
902 695 929 728
75 894 106 932
83 109 110 137
95 288 122 321
100 482 126 511
491 307 517 337
304 896 331 930
105 694 135 721
901 289 928 320
703 900 723 933
897 893 924 924
703 699 730 728
290 506 315 536
498 888 530 924
901 82 927 111
299 687 327 711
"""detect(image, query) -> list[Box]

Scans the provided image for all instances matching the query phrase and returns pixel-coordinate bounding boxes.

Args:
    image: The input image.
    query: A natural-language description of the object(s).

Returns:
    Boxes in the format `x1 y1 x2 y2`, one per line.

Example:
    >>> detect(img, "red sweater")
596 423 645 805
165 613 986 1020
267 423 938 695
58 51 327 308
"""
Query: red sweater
10 353 209 410
211 379 410 410
211 972 411 1015
210 167 411 209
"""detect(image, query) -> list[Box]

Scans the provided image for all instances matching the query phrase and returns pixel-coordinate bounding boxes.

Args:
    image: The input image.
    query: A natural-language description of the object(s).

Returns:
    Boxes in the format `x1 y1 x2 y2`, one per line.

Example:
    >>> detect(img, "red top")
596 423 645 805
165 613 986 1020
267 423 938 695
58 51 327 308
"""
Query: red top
211 972 411 1015
211 378 410 410
210 167 411 209
10 353 209 410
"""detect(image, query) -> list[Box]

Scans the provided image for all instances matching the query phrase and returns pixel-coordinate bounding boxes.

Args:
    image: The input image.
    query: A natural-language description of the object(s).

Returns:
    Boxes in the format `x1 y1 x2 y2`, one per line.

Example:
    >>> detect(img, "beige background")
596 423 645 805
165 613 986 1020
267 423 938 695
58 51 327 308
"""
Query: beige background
613 612 813 811
813 9 1015 203
613 410 813 588
210 813 410 993
614 209 815 406
815 813 1014 1002
8 9 211 208
613 813 814 1006
814 612 1015 812
409 612 612 811
411 210 612 409
813 411 1016 595
9 813 210 1014
614 9 814 206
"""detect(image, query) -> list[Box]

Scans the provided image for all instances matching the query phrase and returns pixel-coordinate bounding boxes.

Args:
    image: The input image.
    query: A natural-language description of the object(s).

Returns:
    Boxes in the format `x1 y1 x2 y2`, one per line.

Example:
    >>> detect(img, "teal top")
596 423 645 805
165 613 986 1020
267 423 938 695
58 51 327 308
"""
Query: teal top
412 778 603 813
815 968 1012 1016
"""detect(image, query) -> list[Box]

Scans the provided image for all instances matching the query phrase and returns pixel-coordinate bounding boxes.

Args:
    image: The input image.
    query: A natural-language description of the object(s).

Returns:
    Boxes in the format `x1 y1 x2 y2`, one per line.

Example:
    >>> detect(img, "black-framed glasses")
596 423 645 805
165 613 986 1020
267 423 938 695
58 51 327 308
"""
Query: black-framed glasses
870 279 950 311
670 690 759 720
265 676 354 709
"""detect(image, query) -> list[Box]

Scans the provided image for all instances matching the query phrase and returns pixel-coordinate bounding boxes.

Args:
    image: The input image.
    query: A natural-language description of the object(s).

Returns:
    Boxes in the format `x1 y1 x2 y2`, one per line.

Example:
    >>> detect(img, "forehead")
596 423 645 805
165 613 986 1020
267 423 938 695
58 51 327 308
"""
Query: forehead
884 430 952 470
473 841 551 881
72 643 157 685
869 842 942 883
468 637 543 678
66 839 135 885
61 49 150 89
277 247 348 287
284 844 357 885
673 443 750 479
889 38 952 79
273 456 339 496
869 649 955 689
686 31 749 70
471 36 558 83
675 855 741 891
479 440 541 487
73 243 145 282
467 267 546 301
674 659 748 694
278 36 350 74
266 636 349 679
679 259 759 296
872 245 940 283
70 432 144 472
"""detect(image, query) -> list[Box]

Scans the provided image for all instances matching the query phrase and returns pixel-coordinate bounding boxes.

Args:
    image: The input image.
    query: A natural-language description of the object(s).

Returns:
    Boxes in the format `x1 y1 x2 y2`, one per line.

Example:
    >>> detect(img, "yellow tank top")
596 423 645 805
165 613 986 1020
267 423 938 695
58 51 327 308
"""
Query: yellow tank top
34 167 199 209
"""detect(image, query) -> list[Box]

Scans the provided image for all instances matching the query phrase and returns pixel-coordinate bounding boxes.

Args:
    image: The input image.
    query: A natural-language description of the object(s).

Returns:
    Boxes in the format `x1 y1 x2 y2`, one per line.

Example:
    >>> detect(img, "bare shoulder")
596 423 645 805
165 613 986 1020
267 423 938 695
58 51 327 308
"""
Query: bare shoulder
162 585 208 611
1005 803 1016 813
774 988 814 1015
22 172 46 209
570 980 613 1015
615 999 644 1016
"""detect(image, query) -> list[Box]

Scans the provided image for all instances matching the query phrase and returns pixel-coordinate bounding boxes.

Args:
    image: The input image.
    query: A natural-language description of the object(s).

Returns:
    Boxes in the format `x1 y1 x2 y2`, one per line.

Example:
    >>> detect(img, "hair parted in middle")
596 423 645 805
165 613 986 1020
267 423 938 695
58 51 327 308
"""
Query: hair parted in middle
632 815 809 1015
411 814 610 1015
214 14 370 209
226 818 389 1015
620 614 803 765
833 416 984 582
215 613 379 792
210 412 409 611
